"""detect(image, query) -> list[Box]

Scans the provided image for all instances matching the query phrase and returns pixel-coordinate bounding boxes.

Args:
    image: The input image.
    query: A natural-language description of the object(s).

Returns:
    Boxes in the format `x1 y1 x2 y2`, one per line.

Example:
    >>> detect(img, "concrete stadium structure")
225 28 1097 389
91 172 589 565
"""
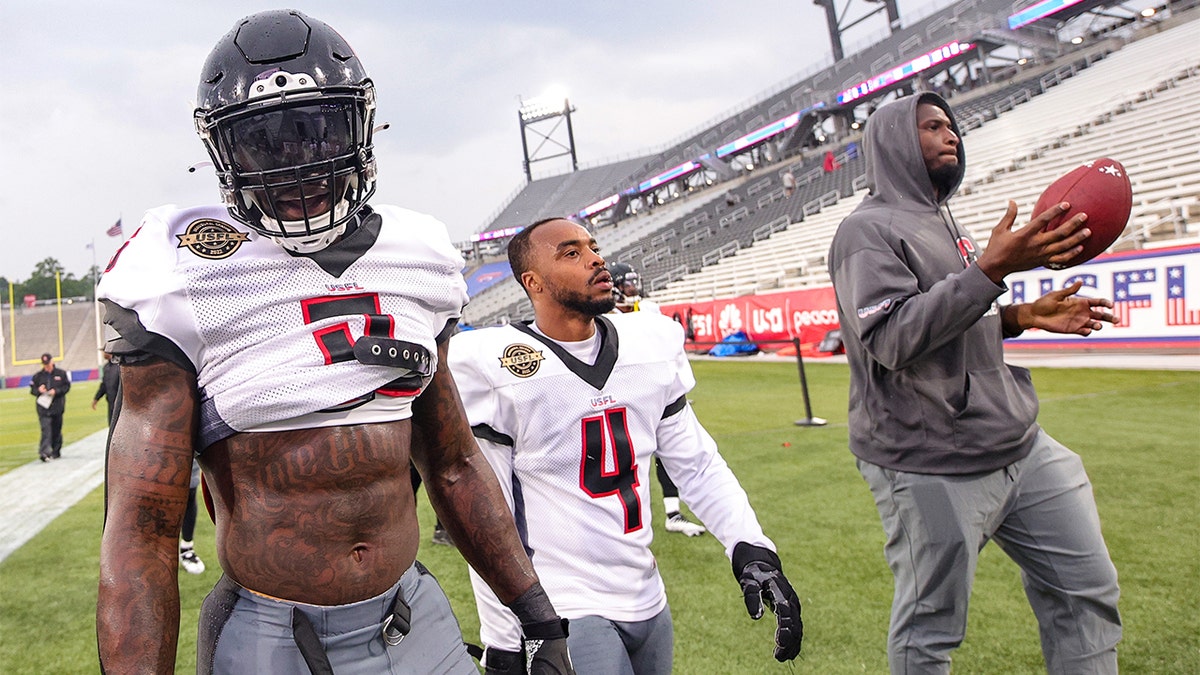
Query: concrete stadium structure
5 1 1198 384
459 2 1200 327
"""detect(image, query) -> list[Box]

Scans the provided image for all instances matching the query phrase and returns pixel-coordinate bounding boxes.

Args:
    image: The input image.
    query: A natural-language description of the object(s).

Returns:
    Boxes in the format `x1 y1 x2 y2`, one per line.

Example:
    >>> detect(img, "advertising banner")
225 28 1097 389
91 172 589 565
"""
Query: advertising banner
1002 244 1200 349
660 286 839 356
659 244 1200 354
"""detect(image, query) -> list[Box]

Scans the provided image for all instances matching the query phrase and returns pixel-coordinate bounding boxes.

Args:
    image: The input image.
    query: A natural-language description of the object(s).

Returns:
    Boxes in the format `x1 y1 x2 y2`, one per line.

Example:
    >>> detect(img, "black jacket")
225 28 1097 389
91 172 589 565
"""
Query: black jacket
31 366 71 416
94 360 120 405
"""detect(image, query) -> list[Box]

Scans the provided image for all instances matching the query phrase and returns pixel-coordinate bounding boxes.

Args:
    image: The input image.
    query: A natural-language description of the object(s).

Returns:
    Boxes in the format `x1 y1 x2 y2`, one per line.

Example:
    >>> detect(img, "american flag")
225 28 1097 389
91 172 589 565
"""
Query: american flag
1112 268 1154 327
1166 265 1200 326
106 218 123 238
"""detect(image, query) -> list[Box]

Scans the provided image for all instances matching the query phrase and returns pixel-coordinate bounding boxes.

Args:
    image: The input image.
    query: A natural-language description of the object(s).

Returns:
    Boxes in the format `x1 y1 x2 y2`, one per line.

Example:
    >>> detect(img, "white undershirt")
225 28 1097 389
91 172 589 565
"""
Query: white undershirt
531 321 602 365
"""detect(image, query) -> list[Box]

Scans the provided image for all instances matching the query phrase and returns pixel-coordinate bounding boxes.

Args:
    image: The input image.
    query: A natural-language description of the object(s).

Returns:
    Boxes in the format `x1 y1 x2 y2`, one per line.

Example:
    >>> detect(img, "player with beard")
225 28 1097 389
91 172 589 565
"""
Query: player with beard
95 11 572 674
828 92 1121 674
449 218 803 673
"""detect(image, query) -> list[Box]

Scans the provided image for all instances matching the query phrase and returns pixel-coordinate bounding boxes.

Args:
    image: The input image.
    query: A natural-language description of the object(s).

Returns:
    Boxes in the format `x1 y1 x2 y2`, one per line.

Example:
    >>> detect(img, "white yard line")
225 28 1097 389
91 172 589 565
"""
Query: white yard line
0 429 107 563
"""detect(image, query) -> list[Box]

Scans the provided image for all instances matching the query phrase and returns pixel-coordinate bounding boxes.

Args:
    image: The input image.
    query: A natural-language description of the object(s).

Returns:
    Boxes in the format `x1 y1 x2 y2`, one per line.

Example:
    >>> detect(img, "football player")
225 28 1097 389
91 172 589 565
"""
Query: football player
95 11 572 674
450 218 803 673
608 262 705 538
607 262 659 314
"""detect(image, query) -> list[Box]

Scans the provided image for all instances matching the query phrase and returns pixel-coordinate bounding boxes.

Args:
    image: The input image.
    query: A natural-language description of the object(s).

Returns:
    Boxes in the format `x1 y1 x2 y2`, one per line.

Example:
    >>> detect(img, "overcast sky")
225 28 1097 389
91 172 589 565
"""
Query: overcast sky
0 0 951 282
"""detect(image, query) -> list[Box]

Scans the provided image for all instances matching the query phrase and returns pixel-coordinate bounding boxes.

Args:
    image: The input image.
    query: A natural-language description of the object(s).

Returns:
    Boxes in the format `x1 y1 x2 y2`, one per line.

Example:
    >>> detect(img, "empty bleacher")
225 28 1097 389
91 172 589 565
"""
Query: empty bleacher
461 187 731 325
654 198 862 304
481 157 650 236
950 18 1200 249
587 144 866 304
650 16 1200 304
460 8 1199 324
4 302 104 383
951 42 1115 132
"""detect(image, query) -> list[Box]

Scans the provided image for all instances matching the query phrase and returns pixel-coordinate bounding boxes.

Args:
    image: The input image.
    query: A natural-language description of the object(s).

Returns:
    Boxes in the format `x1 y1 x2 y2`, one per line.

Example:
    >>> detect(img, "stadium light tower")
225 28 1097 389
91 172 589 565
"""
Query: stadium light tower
813 0 901 62
517 87 579 183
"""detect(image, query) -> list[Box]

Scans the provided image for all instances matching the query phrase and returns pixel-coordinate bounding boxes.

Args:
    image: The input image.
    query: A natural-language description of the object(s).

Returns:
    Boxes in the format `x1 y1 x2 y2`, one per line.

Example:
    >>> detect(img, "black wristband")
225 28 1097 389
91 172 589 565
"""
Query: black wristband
507 582 557 626
483 647 523 675
522 617 569 640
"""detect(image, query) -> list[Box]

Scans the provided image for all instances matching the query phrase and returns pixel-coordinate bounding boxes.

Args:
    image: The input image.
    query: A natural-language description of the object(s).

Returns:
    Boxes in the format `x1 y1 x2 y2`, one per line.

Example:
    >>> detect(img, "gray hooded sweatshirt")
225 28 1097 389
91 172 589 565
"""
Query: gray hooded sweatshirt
828 92 1039 474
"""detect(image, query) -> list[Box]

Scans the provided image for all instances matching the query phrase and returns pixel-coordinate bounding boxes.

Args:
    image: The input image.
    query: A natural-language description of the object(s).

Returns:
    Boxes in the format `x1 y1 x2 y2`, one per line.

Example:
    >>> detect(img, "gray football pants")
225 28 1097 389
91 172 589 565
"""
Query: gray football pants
197 563 477 674
566 608 674 675
859 430 1121 675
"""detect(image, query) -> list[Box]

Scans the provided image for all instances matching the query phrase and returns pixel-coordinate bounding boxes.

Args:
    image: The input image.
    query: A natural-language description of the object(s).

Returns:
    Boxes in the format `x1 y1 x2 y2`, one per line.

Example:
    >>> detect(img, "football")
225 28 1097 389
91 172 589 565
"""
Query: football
1033 157 1133 269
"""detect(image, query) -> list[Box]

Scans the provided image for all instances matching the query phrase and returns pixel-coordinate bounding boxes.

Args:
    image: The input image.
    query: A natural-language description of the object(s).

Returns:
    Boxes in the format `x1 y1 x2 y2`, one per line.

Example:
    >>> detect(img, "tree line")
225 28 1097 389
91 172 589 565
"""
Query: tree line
1 257 103 304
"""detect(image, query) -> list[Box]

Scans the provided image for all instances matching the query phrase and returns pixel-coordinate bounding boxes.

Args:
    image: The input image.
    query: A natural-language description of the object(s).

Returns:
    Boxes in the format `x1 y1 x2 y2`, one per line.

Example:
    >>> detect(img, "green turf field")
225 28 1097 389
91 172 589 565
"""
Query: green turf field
0 360 1196 673
0 378 109 473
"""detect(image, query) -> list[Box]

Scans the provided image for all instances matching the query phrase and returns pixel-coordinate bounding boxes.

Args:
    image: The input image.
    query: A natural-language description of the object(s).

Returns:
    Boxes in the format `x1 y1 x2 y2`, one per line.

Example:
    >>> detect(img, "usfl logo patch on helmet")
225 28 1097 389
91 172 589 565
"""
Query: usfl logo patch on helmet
177 219 250 259
499 344 544 378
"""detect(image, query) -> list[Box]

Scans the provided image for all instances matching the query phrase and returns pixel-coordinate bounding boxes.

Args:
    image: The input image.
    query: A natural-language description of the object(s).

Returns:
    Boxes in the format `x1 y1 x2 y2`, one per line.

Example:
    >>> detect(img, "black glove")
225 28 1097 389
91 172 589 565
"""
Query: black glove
481 618 574 675
522 617 574 675
483 647 523 675
732 542 803 661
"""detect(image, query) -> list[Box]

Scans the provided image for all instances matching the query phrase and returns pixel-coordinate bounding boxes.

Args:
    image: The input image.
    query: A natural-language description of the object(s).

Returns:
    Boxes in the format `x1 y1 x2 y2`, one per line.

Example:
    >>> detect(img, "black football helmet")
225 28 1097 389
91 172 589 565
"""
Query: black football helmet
608 262 644 306
194 10 378 252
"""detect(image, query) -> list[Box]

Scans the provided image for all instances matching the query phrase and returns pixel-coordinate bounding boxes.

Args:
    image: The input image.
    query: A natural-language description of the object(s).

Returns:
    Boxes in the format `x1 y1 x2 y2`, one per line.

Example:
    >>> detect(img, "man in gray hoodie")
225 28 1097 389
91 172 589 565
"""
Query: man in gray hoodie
829 92 1122 674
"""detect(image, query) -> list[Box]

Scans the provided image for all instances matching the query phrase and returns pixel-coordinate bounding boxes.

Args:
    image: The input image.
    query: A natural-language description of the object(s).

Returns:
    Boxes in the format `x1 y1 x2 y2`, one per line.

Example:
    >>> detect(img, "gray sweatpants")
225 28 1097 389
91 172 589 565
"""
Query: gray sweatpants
197 563 477 674
859 429 1121 675
565 608 674 675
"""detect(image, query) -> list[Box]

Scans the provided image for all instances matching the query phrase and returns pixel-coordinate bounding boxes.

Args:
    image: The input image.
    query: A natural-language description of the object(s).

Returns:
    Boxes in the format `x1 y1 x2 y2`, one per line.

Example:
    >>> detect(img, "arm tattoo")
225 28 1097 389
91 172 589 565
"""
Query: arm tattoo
97 356 198 672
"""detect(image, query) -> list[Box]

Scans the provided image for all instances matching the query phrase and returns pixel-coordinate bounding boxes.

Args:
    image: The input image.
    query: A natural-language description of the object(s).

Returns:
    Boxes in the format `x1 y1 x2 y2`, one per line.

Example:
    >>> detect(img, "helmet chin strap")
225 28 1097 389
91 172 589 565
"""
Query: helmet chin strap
269 224 347 253
262 198 351 252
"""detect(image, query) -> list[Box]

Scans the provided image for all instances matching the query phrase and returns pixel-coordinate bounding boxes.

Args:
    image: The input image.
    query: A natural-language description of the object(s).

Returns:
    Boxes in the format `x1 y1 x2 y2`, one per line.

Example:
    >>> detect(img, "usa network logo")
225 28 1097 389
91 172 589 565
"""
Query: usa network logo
1002 244 1200 347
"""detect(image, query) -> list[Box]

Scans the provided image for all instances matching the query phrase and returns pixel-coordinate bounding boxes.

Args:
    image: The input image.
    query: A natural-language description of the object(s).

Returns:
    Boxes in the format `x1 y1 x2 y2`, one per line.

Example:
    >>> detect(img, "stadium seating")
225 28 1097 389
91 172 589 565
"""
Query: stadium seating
453 6 1200 329
11 8 1198 371
950 44 1114 132
4 302 103 381
462 189 731 325
654 198 862 304
654 15 1200 304
481 157 650 235
948 19 1200 250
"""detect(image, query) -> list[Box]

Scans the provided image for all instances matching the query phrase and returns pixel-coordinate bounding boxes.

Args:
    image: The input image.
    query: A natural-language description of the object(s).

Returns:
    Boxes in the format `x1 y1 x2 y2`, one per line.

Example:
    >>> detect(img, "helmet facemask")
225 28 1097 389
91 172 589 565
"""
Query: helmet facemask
617 275 643 306
608 263 644 307
196 72 378 253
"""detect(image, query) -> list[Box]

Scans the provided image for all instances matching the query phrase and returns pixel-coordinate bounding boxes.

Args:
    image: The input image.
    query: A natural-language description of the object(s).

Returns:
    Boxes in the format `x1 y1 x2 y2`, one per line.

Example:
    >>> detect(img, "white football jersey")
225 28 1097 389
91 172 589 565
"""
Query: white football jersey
98 203 468 448
631 297 661 314
450 311 773 650
612 297 661 315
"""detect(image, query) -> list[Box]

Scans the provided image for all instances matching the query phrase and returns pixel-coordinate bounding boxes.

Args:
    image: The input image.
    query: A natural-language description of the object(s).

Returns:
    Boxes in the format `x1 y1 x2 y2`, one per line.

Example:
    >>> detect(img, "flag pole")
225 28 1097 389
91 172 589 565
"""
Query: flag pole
55 270 65 361
92 237 104 368
0 283 6 381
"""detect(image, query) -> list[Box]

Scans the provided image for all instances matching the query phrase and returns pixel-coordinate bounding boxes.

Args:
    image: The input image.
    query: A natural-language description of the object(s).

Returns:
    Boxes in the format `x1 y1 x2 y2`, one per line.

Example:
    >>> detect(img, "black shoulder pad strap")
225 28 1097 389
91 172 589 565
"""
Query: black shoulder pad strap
662 394 688 420
472 423 514 447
